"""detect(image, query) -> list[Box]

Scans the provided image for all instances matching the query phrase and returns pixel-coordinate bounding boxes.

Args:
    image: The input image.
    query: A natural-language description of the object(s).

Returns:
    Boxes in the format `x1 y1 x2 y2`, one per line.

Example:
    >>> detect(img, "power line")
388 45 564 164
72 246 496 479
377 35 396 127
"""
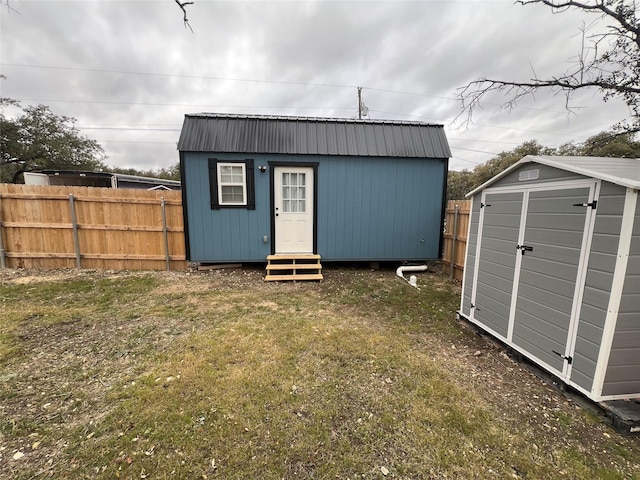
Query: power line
80 126 181 132
448 137 522 145
448 146 500 155
1 62 357 90
2 62 619 119
451 156 484 166
96 140 177 144
14 97 355 111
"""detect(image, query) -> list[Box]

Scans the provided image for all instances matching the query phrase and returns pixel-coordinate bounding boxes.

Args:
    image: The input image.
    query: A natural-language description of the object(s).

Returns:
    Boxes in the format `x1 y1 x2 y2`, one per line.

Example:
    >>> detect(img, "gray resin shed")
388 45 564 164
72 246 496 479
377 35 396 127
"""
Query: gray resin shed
458 155 640 402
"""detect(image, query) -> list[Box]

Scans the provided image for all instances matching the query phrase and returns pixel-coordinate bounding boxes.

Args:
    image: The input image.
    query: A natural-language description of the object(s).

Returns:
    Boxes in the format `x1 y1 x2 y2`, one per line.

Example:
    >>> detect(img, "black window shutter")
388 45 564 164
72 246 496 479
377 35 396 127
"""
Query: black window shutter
246 158 255 210
208 158 220 210
208 158 254 210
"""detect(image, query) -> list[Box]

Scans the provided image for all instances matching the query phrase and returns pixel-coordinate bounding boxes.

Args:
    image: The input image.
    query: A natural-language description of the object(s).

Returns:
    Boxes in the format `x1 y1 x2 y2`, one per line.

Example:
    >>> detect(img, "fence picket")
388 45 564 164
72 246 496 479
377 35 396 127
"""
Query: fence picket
0 184 187 271
442 199 471 281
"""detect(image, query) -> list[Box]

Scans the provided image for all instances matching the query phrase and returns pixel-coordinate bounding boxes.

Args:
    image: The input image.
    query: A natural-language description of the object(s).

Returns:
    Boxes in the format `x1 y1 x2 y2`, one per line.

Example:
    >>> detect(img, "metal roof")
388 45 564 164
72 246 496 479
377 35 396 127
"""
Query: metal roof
178 113 451 159
466 155 640 197
39 170 181 187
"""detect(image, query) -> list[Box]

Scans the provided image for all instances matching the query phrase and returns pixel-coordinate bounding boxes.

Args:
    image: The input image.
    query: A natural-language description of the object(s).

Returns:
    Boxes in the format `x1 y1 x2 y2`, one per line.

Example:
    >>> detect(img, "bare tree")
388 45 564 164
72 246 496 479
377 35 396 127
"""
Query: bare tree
458 1 639 136
175 0 195 33
3 0 20 14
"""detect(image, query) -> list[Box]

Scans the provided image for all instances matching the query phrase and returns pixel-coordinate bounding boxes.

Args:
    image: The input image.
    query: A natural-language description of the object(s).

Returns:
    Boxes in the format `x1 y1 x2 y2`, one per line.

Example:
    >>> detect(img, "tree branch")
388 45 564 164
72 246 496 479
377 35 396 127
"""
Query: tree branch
518 0 640 44
3 0 20 15
174 0 195 33
457 0 639 135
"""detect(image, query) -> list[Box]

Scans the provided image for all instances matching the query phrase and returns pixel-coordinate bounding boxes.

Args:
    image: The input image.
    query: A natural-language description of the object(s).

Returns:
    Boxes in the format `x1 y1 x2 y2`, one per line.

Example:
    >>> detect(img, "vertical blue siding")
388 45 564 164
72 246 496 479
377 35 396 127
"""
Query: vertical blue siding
183 153 446 262
316 156 445 260
184 152 272 262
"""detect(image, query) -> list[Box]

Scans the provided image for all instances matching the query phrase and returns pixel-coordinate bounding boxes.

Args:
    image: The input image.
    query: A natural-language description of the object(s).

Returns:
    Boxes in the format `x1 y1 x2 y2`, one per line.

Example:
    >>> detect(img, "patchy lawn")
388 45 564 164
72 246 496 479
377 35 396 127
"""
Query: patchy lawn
0 266 638 479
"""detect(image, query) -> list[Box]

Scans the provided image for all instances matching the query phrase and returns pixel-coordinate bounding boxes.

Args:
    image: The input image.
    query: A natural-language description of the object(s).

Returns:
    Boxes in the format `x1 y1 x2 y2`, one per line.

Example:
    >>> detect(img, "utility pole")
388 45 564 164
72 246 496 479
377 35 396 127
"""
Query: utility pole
357 86 362 120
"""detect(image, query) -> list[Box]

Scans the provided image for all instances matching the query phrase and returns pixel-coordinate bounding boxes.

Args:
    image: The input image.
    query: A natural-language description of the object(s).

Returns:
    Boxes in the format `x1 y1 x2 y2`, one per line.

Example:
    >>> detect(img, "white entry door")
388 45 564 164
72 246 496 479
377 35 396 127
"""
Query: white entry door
274 166 314 254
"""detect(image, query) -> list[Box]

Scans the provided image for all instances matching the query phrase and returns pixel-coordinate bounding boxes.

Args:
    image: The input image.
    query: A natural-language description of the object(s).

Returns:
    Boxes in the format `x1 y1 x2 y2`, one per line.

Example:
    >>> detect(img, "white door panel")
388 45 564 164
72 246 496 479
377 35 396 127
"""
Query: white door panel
274 166 314 253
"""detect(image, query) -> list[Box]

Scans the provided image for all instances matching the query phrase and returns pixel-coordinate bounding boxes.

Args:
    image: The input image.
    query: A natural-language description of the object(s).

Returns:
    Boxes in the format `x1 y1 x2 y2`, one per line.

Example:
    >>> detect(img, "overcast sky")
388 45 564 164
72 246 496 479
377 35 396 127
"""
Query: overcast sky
0 0 633 172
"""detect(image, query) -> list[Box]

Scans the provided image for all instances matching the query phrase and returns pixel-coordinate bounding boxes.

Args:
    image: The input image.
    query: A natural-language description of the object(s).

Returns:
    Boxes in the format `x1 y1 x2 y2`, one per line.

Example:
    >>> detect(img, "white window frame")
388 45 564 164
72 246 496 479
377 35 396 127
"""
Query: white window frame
217 162 247 206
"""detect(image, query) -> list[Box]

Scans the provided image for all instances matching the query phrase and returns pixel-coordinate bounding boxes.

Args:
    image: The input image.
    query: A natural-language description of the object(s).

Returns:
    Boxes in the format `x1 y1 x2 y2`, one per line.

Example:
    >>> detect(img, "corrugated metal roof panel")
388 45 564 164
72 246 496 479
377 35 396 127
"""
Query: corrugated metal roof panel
178 113 451 158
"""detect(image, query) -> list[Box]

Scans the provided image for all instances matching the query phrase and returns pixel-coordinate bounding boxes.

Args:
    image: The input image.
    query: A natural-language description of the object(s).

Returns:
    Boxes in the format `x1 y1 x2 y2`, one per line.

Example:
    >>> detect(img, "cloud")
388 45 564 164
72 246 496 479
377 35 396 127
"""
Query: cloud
0 0 632 172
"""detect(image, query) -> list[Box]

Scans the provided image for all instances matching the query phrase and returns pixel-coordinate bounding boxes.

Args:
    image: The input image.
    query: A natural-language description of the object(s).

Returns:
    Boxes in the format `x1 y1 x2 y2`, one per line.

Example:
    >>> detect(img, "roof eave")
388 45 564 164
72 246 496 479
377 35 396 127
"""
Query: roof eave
465 156 537 198
465 155 640 198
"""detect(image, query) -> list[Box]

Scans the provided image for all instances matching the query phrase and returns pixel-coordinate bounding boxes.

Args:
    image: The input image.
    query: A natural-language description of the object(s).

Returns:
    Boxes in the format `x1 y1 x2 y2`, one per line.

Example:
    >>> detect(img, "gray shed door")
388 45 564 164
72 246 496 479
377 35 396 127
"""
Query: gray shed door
511 187 591 374
471 181 596 380
473 192 524 337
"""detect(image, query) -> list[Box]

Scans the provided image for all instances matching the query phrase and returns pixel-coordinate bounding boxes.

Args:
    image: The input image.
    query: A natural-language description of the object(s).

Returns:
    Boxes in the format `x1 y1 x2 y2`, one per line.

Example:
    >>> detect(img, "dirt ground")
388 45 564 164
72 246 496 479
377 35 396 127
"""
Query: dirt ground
1 266 639 479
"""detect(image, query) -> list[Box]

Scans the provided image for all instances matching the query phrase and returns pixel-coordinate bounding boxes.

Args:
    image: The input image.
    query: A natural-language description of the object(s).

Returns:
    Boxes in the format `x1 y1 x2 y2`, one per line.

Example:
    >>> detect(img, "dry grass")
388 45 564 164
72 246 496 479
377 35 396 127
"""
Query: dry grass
0 266 638 479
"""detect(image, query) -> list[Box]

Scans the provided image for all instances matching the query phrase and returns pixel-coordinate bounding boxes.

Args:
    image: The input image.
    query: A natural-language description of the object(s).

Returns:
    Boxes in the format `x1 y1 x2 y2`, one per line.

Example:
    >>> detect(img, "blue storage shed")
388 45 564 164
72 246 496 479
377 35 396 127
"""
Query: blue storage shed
177 114 451 279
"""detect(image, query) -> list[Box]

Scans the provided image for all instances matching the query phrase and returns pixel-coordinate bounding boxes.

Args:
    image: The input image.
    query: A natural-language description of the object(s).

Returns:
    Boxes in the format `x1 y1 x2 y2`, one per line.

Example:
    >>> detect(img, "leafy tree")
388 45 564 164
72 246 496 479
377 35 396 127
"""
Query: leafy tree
458 0 640 137
447 131 640 199
0 99 107 183
110 164 181 181
579 130 640 157
447 169 475 201
470 140 553 188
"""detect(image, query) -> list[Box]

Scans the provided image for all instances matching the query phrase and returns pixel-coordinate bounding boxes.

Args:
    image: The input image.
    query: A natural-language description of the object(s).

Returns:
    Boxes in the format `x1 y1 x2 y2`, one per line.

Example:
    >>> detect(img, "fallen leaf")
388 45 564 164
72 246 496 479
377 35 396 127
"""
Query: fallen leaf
13 451 25 460
381 466 389 476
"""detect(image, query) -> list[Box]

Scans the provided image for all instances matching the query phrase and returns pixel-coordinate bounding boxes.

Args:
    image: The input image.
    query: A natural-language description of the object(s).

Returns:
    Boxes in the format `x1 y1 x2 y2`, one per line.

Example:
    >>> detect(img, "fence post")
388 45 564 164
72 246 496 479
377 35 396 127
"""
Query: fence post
69 194 82 269
0 203 5 269
450 204 459 278
161 197 170 271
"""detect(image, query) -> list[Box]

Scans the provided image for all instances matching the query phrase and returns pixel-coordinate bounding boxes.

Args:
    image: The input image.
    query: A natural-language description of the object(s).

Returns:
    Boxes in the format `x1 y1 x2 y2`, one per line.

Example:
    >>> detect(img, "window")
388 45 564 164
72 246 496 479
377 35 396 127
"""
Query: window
208 159 255 209
219 164 246 204
282 172 306 213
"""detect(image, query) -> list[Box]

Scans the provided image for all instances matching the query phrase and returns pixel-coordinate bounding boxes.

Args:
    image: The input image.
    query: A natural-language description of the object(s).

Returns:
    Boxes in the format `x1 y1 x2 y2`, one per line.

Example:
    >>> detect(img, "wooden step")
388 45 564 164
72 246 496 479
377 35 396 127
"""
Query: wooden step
264 273 323 282
266 254 321 261
266 263 323 271
264 254 323 282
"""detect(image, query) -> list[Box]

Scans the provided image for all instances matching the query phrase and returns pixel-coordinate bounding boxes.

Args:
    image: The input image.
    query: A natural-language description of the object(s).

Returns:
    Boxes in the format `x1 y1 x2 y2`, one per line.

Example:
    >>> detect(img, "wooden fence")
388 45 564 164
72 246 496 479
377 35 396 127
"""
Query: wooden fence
0 184 187 271
441 199 471 281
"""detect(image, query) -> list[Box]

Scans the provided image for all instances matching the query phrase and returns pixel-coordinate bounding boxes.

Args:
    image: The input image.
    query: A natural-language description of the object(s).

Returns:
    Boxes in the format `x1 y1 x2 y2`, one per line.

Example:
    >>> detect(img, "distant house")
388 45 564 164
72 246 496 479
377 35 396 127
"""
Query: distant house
459 155 640 402
23 170 181 190
177 114 451 279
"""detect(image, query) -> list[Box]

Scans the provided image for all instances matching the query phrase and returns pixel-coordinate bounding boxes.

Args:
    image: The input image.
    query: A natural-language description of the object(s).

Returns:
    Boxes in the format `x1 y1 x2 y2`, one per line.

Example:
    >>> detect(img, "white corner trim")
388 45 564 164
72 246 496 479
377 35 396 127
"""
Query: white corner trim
459 197 474 313
565 180 600 380
469 193 487 316
591 187 638 397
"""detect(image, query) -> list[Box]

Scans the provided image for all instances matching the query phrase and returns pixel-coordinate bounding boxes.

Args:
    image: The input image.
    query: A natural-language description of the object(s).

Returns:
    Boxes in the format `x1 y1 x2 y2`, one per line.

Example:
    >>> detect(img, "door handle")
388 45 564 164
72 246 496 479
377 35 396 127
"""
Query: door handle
516 245 533 255
552 350 573 364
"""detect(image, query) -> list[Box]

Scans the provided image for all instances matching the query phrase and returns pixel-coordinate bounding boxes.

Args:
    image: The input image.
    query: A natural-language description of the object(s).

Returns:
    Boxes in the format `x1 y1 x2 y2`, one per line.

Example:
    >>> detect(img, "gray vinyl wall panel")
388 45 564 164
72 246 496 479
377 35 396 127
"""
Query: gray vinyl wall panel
494 164 587 188
512 188 590 372
461 198 480 316
603 194 640 396
472 192 523 337
572 182 625 391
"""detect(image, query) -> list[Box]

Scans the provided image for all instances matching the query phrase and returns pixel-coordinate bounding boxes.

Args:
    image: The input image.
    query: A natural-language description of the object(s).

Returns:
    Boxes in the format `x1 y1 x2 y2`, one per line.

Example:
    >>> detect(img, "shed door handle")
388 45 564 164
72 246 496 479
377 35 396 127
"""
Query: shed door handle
516 245 533 255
